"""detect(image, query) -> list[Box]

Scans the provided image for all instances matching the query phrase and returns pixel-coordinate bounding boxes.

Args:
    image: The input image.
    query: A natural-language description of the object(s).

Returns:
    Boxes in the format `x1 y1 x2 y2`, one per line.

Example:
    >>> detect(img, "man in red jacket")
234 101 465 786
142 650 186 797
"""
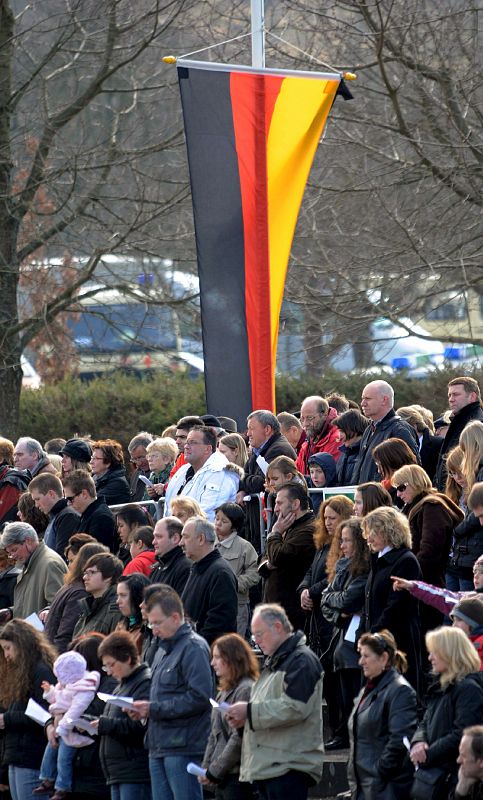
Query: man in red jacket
296 396 341 476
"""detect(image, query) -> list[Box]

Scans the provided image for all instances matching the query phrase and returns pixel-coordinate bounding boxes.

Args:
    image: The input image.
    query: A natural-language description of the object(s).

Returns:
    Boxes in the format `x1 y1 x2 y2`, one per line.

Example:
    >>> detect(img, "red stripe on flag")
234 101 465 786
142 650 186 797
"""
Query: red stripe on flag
230 73 283 411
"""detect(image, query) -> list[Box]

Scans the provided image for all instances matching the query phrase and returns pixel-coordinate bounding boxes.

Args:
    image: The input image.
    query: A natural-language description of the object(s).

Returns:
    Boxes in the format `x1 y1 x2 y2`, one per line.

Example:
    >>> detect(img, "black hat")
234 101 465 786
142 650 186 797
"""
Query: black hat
200 414 225 435
218 416 237 433
60 438 92 463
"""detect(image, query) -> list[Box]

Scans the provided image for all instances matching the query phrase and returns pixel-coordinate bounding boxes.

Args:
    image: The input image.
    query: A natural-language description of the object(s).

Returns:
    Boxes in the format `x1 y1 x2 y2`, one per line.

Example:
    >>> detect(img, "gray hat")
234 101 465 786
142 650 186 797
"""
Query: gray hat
451 597 483 630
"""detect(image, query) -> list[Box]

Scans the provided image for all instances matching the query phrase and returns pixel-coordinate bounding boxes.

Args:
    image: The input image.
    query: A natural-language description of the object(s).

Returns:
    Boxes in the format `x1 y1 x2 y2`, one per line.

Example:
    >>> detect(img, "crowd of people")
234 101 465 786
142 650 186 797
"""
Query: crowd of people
1 378 483 799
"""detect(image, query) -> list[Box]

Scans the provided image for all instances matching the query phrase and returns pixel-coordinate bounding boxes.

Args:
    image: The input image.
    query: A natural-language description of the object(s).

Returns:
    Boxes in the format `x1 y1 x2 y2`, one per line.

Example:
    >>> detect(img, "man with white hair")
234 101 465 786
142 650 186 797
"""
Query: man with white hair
352 380 419 484
0 521 67 621
180 516 237 644
13 437 57 476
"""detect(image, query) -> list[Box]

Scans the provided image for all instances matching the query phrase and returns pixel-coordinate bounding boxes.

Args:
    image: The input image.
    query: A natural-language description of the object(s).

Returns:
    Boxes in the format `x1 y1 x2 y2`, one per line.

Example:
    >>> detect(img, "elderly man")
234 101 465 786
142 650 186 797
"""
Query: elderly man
0 521 67 621
150 516 191 594
180 516 237 644
13 437 57 476
295 396 341 476
227 603 324 800
164 426 239 521
128 431 154 500
237 410 295 551
434 377 483 490
129 589 213 800
277 412 305 454
352 380 419 484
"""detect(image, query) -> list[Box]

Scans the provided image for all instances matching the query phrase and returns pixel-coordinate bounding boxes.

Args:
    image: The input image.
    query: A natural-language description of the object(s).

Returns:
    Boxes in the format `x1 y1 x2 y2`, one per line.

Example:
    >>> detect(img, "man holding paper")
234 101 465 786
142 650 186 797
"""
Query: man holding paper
128 590 213 800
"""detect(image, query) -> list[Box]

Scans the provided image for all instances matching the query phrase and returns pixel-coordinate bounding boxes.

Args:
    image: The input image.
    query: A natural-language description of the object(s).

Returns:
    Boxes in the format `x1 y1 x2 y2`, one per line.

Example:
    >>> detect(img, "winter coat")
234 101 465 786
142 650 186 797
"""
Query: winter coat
150 545 191 594
404 491 464 586
181 549 237 644
450 512 483 575
43 498 80 556
122 548 156 577
434 401 483 491
0 463 31 526
361 546 422 694
240 631 324 784
31 454 57 477
44 579 89 652
412 673 483 790
98 662 151 785
78 497 117 552
215 533 259 603
419 428 443 482
337 440 362 487
263 511 316 631
13 541 67 618
321 556 369 671
145 622 213 759
2 660 55 769
202 677 254 782
45 670 100 747
348 668 418 800
73 584 122 638
239 432 296 552
164 451 239 521
94 466 131 506
307 452 337 516
298 544 332 655
296 407 341 476
352 409 420 484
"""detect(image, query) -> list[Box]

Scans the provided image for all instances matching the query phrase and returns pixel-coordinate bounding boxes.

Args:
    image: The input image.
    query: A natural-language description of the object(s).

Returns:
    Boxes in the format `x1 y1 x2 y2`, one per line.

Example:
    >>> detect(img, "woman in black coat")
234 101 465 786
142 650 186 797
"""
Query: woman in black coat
320 518 370 750
0 619 56 800
96 631 151 799
91 440 131 507
360 506 422 695
410 626 483 798
348 629 418 800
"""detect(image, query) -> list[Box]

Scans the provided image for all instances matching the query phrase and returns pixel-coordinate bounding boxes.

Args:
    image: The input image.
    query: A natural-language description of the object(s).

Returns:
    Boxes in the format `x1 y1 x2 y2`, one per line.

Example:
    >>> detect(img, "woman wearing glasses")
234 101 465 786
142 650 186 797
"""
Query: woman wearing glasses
391 464 464 634
72 553 124 639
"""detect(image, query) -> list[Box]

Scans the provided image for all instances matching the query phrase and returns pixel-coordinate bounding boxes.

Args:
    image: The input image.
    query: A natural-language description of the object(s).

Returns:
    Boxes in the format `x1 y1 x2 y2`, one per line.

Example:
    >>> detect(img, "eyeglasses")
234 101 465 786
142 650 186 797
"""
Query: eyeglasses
102 660 117 672
473 566 483 574
185 441 206 447
147 619 169 630
91 455 104 461
300 414 321 423
83 568 100 577
130 454 146 463
395 483 409 493
65 491 82 504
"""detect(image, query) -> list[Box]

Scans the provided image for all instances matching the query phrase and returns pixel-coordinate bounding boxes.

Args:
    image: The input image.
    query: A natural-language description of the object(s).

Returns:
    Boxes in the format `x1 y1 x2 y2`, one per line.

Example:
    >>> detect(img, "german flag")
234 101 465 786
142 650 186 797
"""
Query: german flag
178 62 347 428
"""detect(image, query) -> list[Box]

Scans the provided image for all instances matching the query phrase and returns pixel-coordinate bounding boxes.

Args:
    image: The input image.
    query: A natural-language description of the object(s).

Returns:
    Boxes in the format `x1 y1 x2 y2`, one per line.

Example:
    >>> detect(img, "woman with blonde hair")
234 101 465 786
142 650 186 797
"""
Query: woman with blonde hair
361 507 422 693
397 405 442 481
391 464 463 633
217 433 248 468
445 445 467 508
460 420 483 494
170 496 207 524
410 626 483 798
144 437 179 499
298 495 353 654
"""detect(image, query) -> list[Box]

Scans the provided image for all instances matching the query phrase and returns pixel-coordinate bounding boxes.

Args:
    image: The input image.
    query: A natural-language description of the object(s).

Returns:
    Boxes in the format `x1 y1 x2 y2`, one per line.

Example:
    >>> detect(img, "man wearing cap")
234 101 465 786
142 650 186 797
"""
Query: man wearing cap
29 473 80 556
200 414 226 440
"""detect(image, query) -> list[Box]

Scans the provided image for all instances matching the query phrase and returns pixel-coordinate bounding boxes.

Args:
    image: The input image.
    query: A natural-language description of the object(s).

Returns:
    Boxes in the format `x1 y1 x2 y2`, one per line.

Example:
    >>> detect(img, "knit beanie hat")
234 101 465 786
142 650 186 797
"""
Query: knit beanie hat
54 651 87 684
451 597 483 631
60 438 92 463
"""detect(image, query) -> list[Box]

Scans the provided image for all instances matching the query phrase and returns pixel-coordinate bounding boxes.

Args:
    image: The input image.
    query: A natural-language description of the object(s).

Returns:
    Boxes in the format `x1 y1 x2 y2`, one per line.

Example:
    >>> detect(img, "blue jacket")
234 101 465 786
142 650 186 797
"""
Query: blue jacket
146 622 213 759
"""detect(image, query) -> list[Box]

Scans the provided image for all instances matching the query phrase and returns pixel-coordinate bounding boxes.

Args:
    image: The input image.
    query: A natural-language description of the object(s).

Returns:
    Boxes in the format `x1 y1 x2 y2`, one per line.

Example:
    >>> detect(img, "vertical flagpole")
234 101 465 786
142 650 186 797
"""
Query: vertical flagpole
251 0 265 68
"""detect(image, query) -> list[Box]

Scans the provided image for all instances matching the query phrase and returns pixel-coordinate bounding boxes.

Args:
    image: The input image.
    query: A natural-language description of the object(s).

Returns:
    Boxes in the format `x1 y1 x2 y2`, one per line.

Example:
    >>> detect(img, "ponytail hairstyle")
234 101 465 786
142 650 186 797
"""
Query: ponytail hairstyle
358 629 408 674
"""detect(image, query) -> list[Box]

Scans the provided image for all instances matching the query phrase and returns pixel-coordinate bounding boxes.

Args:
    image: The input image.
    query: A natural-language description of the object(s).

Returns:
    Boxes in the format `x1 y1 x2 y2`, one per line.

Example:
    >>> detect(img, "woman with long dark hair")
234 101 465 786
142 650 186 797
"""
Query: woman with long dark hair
201 633 259 799
353 482 393 517
0 619 56 800
115 505 154 567
115 573 151 654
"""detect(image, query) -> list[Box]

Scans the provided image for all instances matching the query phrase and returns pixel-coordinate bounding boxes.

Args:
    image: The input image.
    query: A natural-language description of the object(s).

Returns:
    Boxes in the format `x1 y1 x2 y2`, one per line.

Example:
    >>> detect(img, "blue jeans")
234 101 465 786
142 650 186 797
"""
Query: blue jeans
110 784 152 800
8 765 40 800
40 739 76 791
445 571 474 592
149 755 202 800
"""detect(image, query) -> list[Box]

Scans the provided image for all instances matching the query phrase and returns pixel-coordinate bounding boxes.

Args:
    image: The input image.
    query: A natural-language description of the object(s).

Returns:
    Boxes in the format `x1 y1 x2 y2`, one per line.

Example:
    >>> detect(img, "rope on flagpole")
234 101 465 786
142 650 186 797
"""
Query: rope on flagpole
264 29 356 79
163 31 253 64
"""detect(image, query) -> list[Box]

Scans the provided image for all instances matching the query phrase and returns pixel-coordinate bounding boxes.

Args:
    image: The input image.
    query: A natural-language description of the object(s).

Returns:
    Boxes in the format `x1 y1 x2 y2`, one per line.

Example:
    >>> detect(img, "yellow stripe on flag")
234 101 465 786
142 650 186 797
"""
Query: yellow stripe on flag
267 77 340 364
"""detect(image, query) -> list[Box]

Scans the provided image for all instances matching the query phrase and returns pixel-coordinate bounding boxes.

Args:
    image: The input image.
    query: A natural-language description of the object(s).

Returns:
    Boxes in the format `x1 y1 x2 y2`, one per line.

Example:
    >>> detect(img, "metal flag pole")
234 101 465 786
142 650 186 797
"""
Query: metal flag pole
251 0 265 68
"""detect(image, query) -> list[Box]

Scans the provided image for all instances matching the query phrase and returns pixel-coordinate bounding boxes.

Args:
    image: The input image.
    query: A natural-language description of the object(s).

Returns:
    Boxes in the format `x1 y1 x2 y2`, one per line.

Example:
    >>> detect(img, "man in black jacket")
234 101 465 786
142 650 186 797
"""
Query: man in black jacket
181 516 237 644
434 377 483 491
63 471 117 552
352 380 419 484
150 516 191 595
29 473 79 556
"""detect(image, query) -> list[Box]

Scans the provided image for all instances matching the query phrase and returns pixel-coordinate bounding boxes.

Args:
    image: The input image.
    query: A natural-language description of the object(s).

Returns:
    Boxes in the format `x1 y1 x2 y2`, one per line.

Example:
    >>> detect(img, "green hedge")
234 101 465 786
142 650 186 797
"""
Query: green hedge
19 365 483 447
